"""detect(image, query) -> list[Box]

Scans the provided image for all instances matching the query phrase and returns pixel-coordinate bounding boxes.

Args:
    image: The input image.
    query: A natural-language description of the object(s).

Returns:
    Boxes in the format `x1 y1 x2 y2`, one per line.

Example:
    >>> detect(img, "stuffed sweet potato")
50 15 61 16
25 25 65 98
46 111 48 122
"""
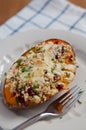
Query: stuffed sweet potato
4 39 76 108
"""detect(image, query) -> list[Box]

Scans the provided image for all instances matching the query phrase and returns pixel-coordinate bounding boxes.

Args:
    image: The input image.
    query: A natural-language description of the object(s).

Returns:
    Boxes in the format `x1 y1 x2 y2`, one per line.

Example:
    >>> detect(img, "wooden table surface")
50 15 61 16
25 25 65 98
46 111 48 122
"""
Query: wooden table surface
0 0 86 25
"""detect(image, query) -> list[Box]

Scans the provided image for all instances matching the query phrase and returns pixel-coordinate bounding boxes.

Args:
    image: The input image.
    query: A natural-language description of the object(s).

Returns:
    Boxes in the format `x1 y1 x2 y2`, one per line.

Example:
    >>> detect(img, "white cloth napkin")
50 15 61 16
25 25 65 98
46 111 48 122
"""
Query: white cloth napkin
0 0 86 39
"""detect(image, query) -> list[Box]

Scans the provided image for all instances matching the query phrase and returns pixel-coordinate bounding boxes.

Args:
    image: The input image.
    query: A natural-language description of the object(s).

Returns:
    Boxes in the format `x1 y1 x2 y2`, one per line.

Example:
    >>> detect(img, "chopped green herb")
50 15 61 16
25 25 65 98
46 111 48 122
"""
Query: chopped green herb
38 46 43 50
29 51 32 54
25 73 31 78
78 90 84 94
66 72 70 77
20 86 25 91
33 46 43 52
77 99 82 104
57 46 60 49
42 58 44 61
59 116 63 119
4 72 7 76
22 67 28 72
43 49 46 52
33 47 37 52
26 56 28 59
31 72 34 77
17 72 20 76
16 59 22 68
33 54 37 58
33 81 39 89
16 98 19 104
29 66 33 69
51 67 55 73
51 58 54 61
60 61 63 63
27 66 33 73
76 65 79 68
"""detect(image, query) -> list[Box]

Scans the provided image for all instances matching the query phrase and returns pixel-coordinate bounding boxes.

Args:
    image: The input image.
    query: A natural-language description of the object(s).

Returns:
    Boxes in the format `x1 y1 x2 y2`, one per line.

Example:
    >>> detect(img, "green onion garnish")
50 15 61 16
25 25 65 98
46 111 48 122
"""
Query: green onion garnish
22 67 28 72
77 99 82 104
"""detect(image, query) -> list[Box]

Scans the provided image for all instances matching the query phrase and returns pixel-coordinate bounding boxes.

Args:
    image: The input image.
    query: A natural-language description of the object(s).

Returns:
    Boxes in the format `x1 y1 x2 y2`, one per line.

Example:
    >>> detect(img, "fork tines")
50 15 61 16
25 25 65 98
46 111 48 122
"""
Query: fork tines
56 85 82 113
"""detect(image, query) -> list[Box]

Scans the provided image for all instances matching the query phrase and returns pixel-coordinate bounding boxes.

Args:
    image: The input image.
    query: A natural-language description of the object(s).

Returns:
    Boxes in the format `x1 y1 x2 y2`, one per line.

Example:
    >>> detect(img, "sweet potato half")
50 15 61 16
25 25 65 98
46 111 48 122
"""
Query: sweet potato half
4 39 76 109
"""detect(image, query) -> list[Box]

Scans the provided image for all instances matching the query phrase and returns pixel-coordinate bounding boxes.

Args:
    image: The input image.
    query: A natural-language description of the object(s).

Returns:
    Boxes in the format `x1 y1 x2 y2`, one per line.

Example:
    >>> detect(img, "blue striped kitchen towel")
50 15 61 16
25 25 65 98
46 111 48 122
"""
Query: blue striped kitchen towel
0 0 86 39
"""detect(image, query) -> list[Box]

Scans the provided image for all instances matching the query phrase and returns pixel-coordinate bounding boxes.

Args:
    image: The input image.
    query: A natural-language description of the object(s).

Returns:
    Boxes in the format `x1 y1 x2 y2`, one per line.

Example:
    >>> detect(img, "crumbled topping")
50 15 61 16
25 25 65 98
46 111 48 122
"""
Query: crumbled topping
5 41 76 107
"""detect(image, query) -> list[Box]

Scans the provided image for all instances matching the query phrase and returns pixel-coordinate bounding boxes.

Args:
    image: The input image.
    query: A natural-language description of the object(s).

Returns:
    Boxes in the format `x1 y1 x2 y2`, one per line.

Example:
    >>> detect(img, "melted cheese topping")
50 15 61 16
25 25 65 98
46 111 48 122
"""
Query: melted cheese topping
5 41 76 107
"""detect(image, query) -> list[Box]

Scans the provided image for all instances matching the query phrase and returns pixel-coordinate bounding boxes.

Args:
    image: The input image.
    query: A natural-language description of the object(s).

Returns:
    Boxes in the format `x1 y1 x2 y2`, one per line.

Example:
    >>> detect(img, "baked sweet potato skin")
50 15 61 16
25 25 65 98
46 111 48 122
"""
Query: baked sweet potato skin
4 39 76 109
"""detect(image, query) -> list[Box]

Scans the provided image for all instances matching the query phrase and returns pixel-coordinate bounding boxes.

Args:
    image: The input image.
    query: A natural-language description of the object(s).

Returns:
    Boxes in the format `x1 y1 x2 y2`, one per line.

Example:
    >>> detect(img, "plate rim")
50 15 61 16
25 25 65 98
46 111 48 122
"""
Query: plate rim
0 29 86 130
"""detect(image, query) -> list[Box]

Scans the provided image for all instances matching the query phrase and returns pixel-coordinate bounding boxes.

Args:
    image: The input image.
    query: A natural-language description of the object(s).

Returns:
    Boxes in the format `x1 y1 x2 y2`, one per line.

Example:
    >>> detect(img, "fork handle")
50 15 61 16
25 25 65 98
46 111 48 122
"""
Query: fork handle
11 112 58 130
12 113 42 130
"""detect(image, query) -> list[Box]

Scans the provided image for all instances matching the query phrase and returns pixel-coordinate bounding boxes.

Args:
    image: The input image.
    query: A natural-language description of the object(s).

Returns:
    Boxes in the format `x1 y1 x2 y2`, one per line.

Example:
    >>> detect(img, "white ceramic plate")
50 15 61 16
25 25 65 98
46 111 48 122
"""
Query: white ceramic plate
0 29 86 130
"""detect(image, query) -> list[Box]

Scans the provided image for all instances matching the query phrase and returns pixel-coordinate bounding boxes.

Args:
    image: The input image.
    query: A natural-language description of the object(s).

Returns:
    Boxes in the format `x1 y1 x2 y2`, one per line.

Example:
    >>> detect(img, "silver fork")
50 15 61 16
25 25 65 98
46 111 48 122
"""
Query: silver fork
12 86 82 130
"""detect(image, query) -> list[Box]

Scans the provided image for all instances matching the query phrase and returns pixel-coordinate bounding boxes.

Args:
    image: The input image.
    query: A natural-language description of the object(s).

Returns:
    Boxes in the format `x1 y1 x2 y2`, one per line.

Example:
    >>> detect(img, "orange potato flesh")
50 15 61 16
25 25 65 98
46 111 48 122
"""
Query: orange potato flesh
4 87 16 105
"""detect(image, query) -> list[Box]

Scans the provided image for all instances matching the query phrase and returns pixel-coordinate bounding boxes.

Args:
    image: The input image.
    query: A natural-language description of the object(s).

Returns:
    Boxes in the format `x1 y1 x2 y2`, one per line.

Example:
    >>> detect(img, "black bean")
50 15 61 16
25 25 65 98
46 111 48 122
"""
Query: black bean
56 84 63 90
13 92 16 96
53 74 60 81
16 96 25 104
61 46 64 54
53 74 58 81
27 86 36 96
44 70 48 74
55 54 58 59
